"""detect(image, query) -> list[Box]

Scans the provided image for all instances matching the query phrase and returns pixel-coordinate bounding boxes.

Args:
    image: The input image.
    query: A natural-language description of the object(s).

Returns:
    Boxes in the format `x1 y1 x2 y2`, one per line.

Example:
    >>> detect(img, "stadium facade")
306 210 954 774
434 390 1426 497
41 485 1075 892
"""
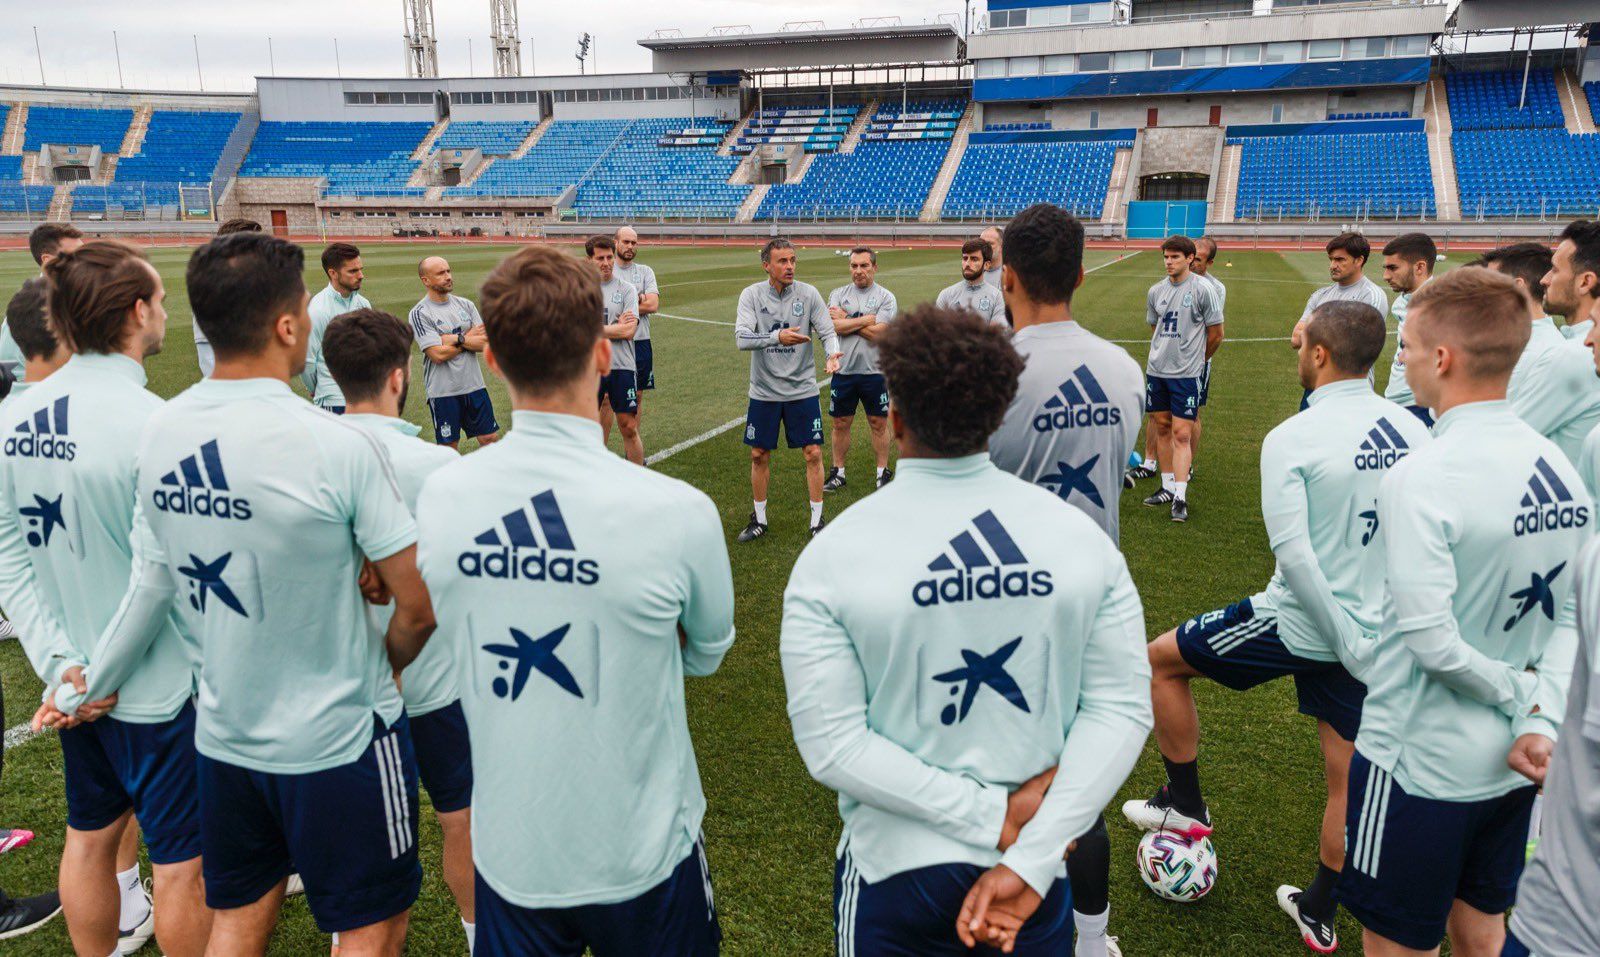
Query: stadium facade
0 0 1596 241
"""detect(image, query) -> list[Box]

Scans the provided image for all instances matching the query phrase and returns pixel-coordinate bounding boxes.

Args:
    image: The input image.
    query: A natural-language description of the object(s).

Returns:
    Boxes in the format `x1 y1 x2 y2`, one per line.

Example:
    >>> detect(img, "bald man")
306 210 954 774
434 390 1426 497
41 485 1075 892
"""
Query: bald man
409 256 500 449
615 225 660 401
981 225 1004 289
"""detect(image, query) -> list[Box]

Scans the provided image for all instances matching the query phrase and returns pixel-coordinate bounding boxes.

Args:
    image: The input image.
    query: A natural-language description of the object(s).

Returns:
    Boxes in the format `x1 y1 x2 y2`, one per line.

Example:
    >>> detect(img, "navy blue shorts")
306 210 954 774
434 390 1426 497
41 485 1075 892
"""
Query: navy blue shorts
60 700 200 865
636 340 655 391
198 714 421 933
1338 751 1536 952
428 389 499 445
410 700 472 815
1146 375 1201 421
1405 404 1434 428
744 396 823 450
476 840 720 957
1198 360 1212 407
1175 596 1366 742
829 373 890 419
1501 930 1531 957
599 370 639 416
835 850 1073 957
322 405 346 416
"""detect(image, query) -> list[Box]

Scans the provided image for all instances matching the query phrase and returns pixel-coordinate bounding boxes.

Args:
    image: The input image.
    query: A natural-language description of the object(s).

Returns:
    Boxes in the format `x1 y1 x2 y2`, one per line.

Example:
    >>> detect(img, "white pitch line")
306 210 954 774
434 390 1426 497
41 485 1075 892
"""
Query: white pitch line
4 721 45 752
645 377 833 467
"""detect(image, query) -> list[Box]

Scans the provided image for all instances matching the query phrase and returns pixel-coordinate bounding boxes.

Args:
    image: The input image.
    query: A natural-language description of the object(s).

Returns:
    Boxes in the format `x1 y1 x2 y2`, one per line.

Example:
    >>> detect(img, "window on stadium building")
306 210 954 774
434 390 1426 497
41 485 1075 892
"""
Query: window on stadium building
1186 46 1224 67
345 91 432 105
1150 48 1183 69
1009 57 1041 77
986 31 1432 82
1352 37 1389 58
1307 39 1343 60
1077 52 1111 72
1114 50 1144 71
1263 42 1302 64
976 59 1006 78
1227 44 1262 65
1043 54 1073 74
1393 35 1429 56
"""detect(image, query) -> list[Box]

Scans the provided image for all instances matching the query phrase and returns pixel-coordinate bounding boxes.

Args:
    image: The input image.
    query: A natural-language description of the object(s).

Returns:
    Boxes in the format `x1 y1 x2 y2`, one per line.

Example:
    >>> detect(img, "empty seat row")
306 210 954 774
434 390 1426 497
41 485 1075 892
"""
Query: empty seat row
434 121 538 155
942 139 1125 219
25 105 133 152
1231 131 1435 218
1453 128 1600 217
1445 70 1564 131
571 116 749 218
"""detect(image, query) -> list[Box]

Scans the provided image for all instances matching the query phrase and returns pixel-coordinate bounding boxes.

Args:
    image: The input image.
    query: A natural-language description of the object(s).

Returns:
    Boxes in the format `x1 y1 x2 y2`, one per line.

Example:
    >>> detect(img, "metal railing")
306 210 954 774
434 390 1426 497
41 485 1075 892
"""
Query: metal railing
0 179 218 222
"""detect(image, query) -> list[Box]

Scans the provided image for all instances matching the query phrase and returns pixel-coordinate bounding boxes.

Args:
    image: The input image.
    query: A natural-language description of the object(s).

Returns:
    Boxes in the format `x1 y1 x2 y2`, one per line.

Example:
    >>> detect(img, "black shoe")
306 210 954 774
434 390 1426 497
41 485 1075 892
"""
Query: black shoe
823 468 847 492
0 889 62 941
1120 783 1212 838
1171 498 1189 523
810 519 827 538
736 514 768 543
1142 488 1174 506
876 468 894 489
1126 464 1157 484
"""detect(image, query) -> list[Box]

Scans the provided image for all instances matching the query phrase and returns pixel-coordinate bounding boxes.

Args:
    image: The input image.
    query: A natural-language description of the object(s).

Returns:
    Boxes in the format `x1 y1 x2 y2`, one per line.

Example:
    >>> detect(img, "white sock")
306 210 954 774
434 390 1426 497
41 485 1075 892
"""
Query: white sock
1161 472 1175 493
463 919 476 955
834 466 845 477
876 466 886 478
118 865 147 928
810 500 824 528
753 500 767 524
1074 908 1110 957
1174 480 1188 501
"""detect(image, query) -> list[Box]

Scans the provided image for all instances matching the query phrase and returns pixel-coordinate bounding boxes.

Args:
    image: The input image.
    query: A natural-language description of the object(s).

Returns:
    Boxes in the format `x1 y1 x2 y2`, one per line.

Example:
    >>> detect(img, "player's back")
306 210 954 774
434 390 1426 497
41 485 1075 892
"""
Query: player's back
137 378 411 773
1360 401 1589 800
782 455 1146 880
989 321 1142 543
1260 381 1433 651
1508 317 1600 465
415 410 733 907
0 354 193 718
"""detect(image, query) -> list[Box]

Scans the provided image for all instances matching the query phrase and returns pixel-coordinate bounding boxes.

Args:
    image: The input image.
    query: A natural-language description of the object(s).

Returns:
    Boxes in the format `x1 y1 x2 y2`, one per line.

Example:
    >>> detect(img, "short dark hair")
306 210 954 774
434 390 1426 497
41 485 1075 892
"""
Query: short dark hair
6 278 58 362
323 308 413 404
585 235 615 257
1558 220 1600 282
1195 236 1218 262
320 242 361 276
878 305 1024 457
1306 300 1386 376
187 233 307 358
1327 231 1371 264
849 246 876 265
761 239 794 264
216 218 262 235
1408 266 1529 380
1161 235 1196 257
1382 232 1437 274
961 238 992 263
29 222 84 265
1481 242 1554 295
479 245 603 395
43 241 158 355
1002 203 1085 306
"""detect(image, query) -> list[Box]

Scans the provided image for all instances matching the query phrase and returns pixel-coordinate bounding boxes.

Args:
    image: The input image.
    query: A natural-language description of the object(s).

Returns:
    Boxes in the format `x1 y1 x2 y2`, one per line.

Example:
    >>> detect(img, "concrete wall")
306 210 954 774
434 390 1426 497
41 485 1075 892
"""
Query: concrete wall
980 86 1415 130
1139 126 1221 176
0 84 252 111
256 75 736 124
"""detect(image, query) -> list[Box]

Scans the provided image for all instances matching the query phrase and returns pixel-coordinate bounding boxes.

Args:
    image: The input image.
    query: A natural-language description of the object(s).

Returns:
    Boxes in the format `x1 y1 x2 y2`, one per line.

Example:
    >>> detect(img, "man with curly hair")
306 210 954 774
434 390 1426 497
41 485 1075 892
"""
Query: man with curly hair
782 304 1151 957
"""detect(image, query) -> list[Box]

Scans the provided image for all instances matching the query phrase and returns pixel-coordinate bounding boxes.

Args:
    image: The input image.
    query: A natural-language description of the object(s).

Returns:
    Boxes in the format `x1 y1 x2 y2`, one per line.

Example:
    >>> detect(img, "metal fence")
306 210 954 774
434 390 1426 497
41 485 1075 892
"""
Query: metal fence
0 180 218 223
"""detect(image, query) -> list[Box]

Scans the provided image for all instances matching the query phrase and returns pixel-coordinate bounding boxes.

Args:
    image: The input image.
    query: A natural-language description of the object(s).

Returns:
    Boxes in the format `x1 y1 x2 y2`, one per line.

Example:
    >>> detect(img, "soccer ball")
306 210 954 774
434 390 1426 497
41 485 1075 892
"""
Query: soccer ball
1136 830 1218 903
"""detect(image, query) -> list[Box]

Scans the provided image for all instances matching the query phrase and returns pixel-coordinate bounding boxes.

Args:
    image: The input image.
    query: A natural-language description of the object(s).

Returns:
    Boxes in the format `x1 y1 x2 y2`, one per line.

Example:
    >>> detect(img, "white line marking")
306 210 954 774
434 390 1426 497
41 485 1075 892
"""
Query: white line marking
646 377 833 466
657 312 734 327
4 721 45 752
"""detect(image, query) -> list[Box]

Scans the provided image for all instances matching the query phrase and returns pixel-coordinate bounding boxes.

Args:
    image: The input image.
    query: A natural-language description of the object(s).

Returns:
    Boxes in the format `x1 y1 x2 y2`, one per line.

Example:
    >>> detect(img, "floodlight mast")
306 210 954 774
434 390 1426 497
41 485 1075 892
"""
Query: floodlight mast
403 0 440 78
490 0 523 77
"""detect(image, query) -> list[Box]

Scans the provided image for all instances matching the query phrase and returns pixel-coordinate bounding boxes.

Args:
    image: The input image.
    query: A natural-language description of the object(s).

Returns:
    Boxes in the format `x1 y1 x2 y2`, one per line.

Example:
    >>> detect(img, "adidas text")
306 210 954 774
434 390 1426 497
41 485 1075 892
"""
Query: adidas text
458 547 600 585
1354 448 1406 471
1033 405 1121 432
152 486 252 520
912 567 1054 607
1515 504 1589 537
2 433 75 461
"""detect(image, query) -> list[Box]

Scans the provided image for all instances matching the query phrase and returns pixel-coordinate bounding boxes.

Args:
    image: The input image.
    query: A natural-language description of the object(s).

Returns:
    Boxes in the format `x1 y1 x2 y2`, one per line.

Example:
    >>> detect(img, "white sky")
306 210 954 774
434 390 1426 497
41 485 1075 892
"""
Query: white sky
0 1 975 93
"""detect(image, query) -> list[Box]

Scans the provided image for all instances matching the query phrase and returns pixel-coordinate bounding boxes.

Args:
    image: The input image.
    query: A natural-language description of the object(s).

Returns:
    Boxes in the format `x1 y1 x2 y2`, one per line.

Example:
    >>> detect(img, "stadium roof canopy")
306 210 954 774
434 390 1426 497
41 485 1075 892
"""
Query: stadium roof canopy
640 23 965 73
1449 0 1597 30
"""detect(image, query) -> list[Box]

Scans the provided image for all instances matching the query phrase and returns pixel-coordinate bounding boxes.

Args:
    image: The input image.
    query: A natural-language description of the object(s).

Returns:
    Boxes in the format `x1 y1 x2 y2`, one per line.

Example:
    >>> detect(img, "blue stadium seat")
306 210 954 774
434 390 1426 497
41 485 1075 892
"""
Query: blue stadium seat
942 134 1129 219
0 154 54 215
983 122 1051 132
241 121 431 197
571 117 749 218
1586 81 1600 127
448 119 629 197
433 121 538 155
737 103 859 154
24 106 134 152
1445 70 1564 131
1231 131 1434 218
1452 128 1600 217
74 110 242 214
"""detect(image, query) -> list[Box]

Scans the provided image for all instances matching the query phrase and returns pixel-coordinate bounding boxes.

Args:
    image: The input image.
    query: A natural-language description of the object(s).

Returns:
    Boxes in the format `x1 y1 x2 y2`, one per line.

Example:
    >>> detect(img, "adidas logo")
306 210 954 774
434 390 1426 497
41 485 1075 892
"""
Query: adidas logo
1514 457 1589 537
1354 418 1411 471
912 510 1053 607
1032 365 1123 433
457 490 600 585
152 440 252 520
4 397 75 460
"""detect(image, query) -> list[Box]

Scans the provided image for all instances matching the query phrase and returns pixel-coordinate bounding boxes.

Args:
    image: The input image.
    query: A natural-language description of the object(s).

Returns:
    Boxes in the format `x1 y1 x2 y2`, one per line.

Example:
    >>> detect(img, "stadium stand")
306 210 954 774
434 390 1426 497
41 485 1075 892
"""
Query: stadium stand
570 117 749 218
1231 130 1434 218
240 121 431 197
448 118 629 197
984 122 1051 132
736 104 858 154
1327 111 1411 120
942 133 1129 219
1444 69 1564 130
433 121 538 155
1453 128 1600 217
1587 81 1600 125
0 155 53 214
755 100 961 219
23 105 134 151
73 110 243 214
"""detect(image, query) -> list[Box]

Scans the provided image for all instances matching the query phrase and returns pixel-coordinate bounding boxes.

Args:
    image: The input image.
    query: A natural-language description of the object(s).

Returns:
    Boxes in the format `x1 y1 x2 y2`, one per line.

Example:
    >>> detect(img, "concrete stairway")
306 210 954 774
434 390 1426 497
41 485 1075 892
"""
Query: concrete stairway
455 157 496 189
411 118 449 161
1556 69 1596 135
919 101 976 222
735 184 770 223
838 98 878 154
1423 75 1460 221
119 105 153 157
509 116 553 159
47 183 74 221
1208 144 1241 225
1 103 26 154
21 152 43 185
717 105 756 157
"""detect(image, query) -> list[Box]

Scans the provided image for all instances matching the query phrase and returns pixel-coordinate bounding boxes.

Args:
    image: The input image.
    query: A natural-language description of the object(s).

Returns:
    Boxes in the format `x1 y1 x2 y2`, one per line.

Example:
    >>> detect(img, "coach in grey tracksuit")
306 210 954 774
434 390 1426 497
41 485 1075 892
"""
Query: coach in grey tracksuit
937 276 1007 326
733 239 841 540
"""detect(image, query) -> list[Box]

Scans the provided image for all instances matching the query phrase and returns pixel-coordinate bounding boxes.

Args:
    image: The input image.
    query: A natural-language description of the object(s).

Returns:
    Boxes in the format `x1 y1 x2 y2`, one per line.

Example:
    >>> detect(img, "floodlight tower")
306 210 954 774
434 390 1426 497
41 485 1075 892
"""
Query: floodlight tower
490 0 523 77
403 0 441 78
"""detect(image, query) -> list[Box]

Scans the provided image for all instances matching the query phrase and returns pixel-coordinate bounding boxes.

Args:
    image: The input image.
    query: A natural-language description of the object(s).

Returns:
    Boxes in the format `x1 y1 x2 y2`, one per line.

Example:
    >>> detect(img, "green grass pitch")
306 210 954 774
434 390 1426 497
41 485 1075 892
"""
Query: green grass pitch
0 240 1477 955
